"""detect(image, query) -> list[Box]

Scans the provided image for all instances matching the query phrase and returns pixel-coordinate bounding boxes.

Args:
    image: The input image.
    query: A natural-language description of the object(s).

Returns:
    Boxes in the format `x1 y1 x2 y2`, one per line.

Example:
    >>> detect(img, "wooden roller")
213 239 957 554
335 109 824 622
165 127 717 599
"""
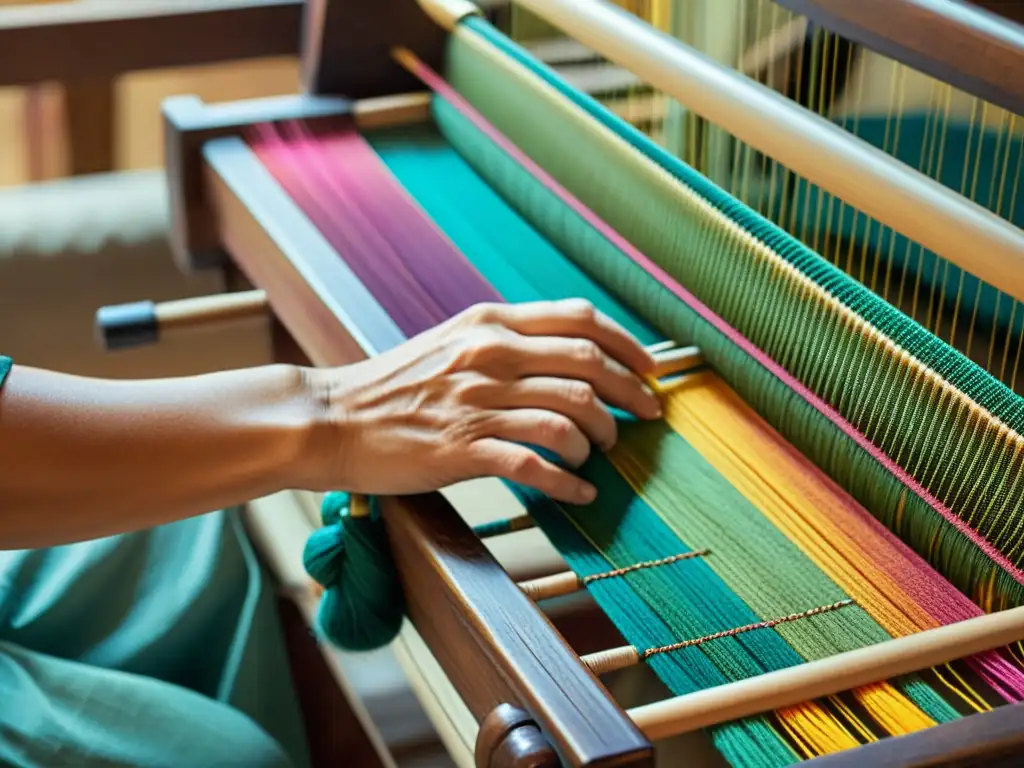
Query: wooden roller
619 605 1024 739
94 289 268 350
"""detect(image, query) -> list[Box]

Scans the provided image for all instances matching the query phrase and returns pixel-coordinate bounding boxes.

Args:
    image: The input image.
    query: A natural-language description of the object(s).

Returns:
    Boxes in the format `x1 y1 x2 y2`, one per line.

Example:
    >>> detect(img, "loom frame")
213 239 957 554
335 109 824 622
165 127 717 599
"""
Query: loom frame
507 0 1024 306
163 84 1024 767
768 0 1024 115
299 0 508 98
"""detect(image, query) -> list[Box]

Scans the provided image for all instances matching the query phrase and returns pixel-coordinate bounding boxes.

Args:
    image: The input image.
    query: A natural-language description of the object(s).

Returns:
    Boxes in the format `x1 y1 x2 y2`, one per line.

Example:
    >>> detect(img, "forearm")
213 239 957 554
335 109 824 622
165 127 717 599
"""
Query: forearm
0 363 321 549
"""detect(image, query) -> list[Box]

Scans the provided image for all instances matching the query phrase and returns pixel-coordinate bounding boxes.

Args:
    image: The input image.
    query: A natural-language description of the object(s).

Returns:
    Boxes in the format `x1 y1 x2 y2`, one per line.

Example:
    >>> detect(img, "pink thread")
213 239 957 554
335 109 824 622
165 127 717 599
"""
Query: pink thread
404 54 1024 589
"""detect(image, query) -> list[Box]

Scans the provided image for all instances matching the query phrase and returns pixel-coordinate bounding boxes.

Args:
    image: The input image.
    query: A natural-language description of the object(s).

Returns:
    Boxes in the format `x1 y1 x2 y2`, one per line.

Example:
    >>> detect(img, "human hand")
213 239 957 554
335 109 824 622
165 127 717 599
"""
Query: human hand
302 300 661 504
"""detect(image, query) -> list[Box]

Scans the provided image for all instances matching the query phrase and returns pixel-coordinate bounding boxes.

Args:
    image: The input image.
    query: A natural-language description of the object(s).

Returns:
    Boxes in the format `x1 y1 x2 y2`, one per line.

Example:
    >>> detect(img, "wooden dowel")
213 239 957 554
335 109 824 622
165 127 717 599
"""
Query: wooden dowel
519 571 584 602
510 0 1024 304
520 551 709 603
644 339 678 355
416 0 480 31
651 345 703 379
582 645 641 677
351 92 432 130
95 289 268 350
627 605 1024 741
155 289 268 330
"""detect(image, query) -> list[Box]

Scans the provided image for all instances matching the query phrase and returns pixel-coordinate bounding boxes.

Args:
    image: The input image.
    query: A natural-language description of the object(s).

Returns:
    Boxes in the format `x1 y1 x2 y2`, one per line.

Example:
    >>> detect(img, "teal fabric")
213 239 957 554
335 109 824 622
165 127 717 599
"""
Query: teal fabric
0 510 310 768
0 357 10 391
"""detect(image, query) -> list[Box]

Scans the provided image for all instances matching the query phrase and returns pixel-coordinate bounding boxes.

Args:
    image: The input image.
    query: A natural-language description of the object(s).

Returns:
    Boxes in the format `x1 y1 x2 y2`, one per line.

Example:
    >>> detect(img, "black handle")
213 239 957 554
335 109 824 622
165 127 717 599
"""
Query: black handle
94 300 159 350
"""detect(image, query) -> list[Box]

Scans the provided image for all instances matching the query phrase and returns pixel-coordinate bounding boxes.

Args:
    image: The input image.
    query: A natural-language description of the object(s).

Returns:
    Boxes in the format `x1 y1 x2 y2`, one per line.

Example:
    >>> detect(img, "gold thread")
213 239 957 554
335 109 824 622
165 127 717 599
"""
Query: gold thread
581 549 711 585
640 599 856 659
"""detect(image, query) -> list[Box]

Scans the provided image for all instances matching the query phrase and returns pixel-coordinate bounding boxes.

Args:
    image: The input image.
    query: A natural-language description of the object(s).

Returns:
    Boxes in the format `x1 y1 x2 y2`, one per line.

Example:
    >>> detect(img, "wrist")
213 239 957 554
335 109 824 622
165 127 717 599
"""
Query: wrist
226 363 335 495
290 365 350 492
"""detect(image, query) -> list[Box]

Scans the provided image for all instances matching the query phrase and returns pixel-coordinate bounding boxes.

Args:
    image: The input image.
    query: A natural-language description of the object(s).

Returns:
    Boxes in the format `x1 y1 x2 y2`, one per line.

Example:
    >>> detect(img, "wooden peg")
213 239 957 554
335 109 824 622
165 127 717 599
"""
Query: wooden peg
649 343 703 379
475 704 559 768
95 289 268 350
518 571 584 602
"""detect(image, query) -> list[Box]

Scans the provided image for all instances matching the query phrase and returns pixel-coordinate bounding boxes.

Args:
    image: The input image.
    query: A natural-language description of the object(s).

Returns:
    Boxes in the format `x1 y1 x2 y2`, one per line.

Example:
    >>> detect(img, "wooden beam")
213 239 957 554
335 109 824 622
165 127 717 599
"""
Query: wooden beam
0 0 302 87
771 0 1024 113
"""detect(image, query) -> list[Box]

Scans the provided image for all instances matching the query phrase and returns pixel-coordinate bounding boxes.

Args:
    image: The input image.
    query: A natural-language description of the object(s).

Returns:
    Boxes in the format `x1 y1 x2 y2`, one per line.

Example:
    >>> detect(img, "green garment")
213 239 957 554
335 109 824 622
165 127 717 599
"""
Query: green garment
0 356 309 767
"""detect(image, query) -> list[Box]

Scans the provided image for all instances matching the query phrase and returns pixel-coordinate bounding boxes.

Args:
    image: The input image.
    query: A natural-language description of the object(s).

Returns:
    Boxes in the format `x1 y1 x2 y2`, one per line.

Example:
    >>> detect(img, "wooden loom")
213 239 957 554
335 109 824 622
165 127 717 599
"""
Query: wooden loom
94 0 1024 765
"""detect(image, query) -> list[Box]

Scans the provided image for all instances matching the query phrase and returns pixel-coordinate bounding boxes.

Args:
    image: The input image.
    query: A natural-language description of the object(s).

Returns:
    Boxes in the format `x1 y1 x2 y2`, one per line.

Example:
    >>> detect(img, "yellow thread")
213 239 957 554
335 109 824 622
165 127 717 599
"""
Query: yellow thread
854 682 936 735
944 662 992 712
659 372 933 636
776 708 817 759
829 695 878 743
780 702 860 755
932 665 988 714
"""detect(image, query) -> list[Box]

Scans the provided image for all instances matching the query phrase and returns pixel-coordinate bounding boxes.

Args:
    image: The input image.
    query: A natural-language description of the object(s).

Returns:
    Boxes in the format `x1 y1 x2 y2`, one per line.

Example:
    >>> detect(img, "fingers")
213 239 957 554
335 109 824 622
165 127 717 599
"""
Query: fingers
508 336 661 420
496 376 617 450
480 300 657 377
471 438 596 505
477 409 591 468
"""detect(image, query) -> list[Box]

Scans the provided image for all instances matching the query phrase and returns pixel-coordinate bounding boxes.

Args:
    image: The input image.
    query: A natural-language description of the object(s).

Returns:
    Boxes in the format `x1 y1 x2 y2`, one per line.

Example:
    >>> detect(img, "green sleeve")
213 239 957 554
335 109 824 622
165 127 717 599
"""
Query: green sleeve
0 356 11 391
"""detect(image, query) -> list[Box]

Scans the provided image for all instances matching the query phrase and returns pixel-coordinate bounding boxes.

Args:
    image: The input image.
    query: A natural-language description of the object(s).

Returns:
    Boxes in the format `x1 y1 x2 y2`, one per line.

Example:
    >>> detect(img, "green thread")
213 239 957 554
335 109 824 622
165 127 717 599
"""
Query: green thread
296 28 1019 763
440 23 1024 607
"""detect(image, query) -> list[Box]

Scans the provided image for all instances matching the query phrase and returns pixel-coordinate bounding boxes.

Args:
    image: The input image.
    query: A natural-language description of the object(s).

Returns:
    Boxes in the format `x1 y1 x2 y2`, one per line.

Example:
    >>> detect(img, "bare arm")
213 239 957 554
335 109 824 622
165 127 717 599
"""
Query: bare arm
0 363 318 549
0 300 660 550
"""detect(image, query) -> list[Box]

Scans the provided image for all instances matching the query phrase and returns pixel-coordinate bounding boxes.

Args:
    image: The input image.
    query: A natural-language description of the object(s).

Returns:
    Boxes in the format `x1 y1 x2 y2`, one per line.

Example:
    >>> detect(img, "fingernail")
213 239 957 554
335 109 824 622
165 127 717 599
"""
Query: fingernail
578 483 597 504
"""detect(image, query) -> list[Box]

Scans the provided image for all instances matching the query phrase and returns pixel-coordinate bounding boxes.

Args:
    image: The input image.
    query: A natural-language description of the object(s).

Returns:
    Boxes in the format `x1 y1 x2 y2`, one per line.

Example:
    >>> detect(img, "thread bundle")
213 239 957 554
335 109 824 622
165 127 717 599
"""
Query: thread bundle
301 492 404 651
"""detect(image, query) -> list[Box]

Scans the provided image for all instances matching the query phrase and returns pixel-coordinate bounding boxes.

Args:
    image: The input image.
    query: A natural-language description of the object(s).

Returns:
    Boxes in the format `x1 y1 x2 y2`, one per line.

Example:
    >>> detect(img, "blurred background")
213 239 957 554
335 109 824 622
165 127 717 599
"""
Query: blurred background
0 0 302 379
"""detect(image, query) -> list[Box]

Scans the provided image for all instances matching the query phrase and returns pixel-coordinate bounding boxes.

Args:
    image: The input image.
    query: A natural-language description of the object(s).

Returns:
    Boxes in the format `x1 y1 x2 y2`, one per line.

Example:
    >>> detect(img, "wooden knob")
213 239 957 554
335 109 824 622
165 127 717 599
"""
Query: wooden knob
475 704 559 768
